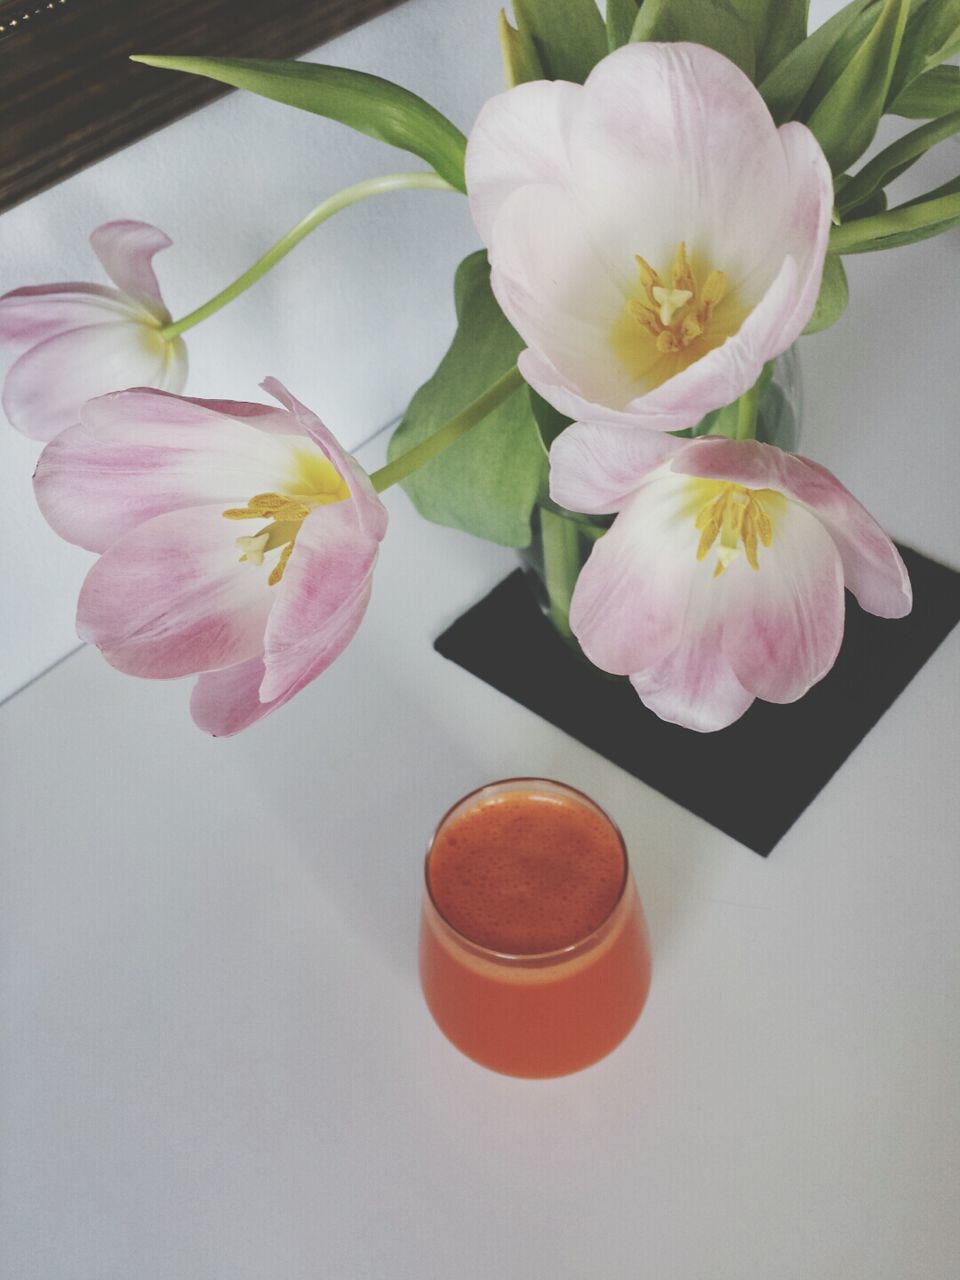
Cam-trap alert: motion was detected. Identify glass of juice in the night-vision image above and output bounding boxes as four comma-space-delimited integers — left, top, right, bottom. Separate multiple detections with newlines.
419, 778, 652, 1078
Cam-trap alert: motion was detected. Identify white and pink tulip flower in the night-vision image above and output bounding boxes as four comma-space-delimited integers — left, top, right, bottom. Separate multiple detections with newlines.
551, 433, 912, 732
0, 221, 187, 441
33, 379, 387, 735
466, 42, 832, 433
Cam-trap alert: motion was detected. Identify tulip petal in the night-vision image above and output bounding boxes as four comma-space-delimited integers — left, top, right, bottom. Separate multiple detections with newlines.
720, 501, 846, 704
34, 390, 313, 552
465, 79, 579, 245
89, 221, 174, 318
3, 321, 186, 441
76, 504, 273, 678
260, 498, 381, 704
569, 473, 697, 675
630, 612, 755, 733
671, 438, 912, 619
190, 657, 278, 736
0, 284, 135, 345
549, 421, 685, 513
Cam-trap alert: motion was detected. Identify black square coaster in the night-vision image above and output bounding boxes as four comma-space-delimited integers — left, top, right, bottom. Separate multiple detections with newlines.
434, 546, 960, 855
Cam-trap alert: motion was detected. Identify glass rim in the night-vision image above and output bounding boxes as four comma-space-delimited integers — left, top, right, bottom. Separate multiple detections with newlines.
423, 777, 630, 965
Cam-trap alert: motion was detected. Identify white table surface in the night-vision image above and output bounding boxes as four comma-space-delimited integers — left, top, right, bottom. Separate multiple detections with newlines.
3, 19, 960, 1278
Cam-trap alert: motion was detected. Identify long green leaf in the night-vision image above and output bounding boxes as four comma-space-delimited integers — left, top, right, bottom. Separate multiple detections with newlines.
759, 0, 879, 123
386, 252, 545, 547
830, 189, 960, 251
730, 0, 808, 81
807, 0, 910, 173
838, 107, 960, 213
131, 56, 468, 192
802, 252, 849, 332
511, 0, 608, 83
886, 0, 960, 106
606, 0, 641, 50
631, 0, 755, 77
889, 63, 960, 115
498, 9, 544, 86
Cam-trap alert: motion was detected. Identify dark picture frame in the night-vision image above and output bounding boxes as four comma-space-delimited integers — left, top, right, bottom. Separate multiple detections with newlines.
0, 0, 410, 213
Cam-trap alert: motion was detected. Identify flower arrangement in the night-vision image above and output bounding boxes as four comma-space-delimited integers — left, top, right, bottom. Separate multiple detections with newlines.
3, 0, 958, 735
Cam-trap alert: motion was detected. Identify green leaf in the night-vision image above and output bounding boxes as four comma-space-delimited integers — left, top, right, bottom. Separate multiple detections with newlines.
830, 188, 960, 251
631, 0, 756, 78
498, 8, 544, 86
511, 0, 608, 83
889, 63, 960, 115
887, 0, 960, 106
802, 252, 850, 332
528, 388, 572, 455
386, 252, 545, 547
838, 106, 960, 213
729, 0, 809, 81
759, 0, 879, 123
806, 0, 911, 174
606, 0, 641, 50
131, 56, 468, 192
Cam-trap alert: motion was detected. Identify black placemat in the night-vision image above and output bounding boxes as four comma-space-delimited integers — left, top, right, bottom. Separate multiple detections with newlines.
434, 546, 960, 855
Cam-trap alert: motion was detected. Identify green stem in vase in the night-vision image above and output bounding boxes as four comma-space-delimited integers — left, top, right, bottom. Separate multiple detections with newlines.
734, 380, 760, 441
539, 507, 581, 640
159, 172, 455, 341
370, 366, 525, 493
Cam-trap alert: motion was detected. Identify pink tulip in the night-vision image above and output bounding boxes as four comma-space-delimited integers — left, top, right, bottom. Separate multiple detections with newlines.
466, 42, 832, 433
33, 380, 387, 734
0, 221, 187, 441
551, 433, 911, 731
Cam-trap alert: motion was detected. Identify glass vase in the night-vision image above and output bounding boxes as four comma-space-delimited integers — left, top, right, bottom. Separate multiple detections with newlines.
519, 346, 803, 645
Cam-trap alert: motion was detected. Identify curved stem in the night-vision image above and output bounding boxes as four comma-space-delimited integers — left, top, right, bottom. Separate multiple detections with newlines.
159, 172, 455, 341
370, 366, 524, 493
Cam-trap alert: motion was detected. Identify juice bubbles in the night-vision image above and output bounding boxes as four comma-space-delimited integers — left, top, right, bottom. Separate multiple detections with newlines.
419, 779, 652, 1077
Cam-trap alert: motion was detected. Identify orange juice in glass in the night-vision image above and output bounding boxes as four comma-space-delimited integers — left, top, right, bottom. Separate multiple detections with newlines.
419, 778, 652, 1077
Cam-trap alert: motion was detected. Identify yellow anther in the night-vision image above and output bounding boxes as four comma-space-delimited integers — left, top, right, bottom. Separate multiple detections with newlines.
680, 313, 704, 345
651, 285, 693, 327
268, 541, 295, 587
634, 254, 660, 291
700, 270, 726, 306
672, 241, 696, 294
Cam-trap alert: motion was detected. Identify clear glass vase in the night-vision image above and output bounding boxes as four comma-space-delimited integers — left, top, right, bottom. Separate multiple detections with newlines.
519, 346, 803, 645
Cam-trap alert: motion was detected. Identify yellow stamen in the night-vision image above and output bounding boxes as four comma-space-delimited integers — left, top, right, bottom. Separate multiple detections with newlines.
634, 254, 660, 291
223, 454, 351, 587
692, 482, 784, 577
672, 241, 696, 294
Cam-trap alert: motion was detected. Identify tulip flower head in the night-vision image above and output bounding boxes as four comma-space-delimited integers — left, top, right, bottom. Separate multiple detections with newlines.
466, 42, 832, 433
551, 432, 912, 732
0, 221, 187, 441
33, 379, 387, 734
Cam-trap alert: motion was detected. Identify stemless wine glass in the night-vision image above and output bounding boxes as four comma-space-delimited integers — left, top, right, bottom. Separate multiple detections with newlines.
419, 778, 652, 1078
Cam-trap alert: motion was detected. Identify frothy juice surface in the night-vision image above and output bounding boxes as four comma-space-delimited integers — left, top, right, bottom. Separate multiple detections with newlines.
428, 790, 625, 954
420, 783, 652, 1078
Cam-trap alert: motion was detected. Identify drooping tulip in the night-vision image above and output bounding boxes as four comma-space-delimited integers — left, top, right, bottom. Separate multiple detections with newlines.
0, 221, 187, 441
33, 379, 387, 734
550, 432, 911, 731
466, 41, 832, 433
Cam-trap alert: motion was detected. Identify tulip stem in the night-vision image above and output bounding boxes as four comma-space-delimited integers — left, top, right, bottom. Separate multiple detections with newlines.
734, 382, 760, 441
370, 366, 525, 493
158, 172, 456, 341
